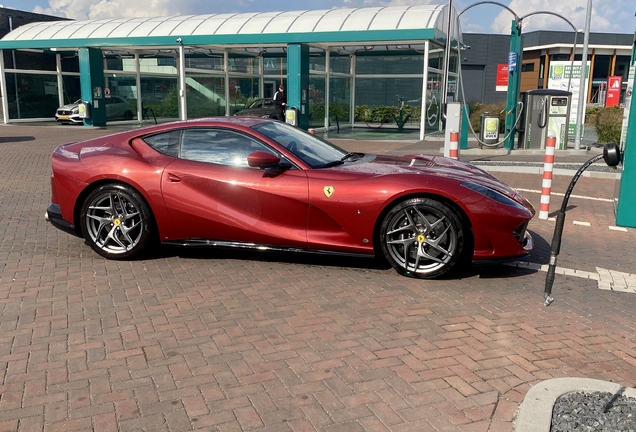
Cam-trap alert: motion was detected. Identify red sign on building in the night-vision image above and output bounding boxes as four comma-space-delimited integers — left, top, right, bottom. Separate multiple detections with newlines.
605, 76, 622, 107
496, 64, 509, 91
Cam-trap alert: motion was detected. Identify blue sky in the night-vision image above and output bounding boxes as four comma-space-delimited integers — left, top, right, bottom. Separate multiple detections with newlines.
0, 0, 633, 35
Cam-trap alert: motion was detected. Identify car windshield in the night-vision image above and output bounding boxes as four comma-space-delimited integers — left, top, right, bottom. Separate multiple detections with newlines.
248, 100, 262, 109
252, 121, 349, 169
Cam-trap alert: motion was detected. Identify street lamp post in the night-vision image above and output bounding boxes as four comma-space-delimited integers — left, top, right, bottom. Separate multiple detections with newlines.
574, 0, 593, 150
442, 0, 454, 119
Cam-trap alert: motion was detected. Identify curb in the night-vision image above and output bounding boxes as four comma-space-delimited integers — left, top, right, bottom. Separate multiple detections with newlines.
514, 378, 636, 432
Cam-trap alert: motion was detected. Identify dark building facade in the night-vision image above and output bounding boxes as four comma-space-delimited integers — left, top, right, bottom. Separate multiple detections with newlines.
0, 7, 66, 36
460, 31, 633, 106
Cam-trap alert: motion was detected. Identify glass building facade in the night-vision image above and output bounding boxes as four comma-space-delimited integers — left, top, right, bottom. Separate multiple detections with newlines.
0, 4, 466, 140
1, 43, 455, 136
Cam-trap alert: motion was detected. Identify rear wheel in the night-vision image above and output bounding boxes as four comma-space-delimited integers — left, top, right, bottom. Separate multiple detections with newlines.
80, 184, 154, 260
380, 198, 466, 278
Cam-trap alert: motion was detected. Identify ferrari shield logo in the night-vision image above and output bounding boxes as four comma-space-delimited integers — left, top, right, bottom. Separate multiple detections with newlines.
323, 186, 335, 198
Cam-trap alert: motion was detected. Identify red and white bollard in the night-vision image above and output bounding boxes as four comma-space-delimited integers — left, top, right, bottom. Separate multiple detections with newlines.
449, 132, 459, 160
539, 136, 556, 220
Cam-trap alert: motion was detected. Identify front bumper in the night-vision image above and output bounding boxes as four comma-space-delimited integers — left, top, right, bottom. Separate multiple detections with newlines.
45, 203, 79, 237
522, 230, 533, 252
55, 114, 82, 123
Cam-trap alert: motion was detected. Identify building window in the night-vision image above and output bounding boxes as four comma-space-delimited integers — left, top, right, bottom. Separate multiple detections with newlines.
552, 54, 570, 61
521, 63, 535, 72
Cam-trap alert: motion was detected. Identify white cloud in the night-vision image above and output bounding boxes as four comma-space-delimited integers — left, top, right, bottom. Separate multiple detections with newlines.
491, 0, 629, 34
31, 0, 447, 21
33, 0, 182, 20
29, 0, 634, 34
32, 0, 342, 20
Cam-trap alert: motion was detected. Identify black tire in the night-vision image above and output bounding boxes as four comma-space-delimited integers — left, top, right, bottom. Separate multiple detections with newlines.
380, 197, 466, 279
79, 184, 154, 260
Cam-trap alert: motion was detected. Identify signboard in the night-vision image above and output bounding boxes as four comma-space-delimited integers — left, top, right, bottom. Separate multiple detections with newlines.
484, 117, 499, 139
496, 64, 509, 91
285, 107, 297, 126
606, 76, 622, 107
547, 61, 590, 137
508, 51, 517, 73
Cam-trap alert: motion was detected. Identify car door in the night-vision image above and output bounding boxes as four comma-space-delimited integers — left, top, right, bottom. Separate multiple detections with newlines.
306, 169, 377, 255
161, 127, 309, 247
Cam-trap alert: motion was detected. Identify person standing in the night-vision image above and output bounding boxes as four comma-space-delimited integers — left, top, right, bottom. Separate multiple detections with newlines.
273, 85, 286, 121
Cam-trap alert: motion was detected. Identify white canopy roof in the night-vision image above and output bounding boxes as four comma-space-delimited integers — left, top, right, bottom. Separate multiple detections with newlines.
0, 5, 462, 50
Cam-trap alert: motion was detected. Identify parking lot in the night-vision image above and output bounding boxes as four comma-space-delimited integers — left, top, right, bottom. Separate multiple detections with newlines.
1, 123, 636, 432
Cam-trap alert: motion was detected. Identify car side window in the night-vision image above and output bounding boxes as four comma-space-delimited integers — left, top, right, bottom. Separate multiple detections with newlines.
142, 130, 181, 158
180, 128, 277, 167
263, 100, 274, 107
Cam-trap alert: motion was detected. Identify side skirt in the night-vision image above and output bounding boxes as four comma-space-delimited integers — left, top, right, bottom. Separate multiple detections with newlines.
162, 239, 375, 259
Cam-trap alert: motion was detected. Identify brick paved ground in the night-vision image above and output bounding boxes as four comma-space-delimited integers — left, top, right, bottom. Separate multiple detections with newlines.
1, 124, 636, 431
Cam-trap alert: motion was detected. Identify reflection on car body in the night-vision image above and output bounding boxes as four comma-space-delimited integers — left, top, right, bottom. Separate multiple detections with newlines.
55, 96, 134, 124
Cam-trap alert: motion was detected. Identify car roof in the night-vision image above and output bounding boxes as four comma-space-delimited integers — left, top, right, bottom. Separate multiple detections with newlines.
63, 117, 276, 149
135, 116, 272, 136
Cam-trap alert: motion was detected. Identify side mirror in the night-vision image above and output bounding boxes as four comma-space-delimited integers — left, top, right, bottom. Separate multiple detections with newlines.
247, 150, 290, 170
603, 142, 621, 167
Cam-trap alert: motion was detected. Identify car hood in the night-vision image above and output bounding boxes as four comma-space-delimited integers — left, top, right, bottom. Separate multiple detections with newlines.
335, 153, 525, 201
339, 154, 496, 179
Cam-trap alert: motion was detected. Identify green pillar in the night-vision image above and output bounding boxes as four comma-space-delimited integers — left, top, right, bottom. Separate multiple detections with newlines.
79, 47, 106, 127
615, 92, 636, 227
504, 20, 522, 150
615, 34, 636, 228
286, 43, 309, 130
460, 105, 469, 149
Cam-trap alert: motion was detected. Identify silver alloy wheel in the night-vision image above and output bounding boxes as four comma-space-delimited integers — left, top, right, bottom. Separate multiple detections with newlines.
384, 202, 459, 276
85, 190, 144, 255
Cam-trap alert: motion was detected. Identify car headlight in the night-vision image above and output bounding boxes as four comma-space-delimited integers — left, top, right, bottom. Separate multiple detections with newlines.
72, 108, 79, 114
461, 181, 527, 211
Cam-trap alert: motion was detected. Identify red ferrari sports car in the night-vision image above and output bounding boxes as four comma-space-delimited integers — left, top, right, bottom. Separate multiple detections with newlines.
46, 117, 534, 279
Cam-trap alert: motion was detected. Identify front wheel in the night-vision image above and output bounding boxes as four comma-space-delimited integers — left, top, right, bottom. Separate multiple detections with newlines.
80, 184, 154, 260
380, 198, 466, 279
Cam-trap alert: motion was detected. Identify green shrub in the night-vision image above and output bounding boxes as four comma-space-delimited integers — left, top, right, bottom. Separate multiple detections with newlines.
309, 104, 325, 123
585, 105, 603, 124
353, 104, 421, 126
594, 106, 623, 144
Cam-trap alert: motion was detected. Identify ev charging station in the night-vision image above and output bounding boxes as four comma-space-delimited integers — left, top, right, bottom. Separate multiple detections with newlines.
518, 89, 572, 150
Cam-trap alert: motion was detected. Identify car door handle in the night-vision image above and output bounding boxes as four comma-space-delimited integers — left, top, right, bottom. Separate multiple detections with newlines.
167, 173, 181, 183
